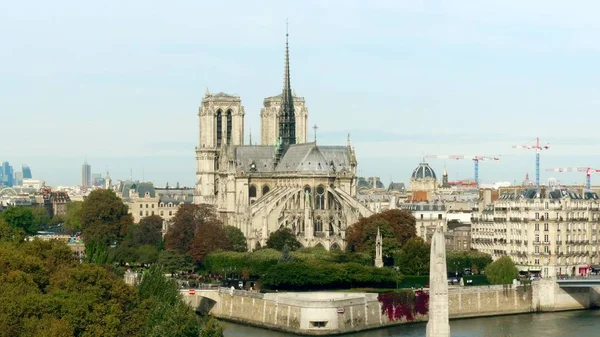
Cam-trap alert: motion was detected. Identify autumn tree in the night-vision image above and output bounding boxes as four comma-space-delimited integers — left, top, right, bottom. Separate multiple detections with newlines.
266, 227, 302, 251
164, 204, 219, 254
395, 237, 430, 275
188, 220, 229, 263
346, 209, 416, 256
80, 189, 132, 245
223, 225, 247, 252
134, 215, 164, 247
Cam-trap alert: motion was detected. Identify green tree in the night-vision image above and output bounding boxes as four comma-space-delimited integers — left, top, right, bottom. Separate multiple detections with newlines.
80, 189, 132, 245
164, 204, 219, 254
223, 225, 247, 252
134, 215, 164, 247
1, 206, 36, 234
485, 256, 518, 285
64, 201, 83, 233
346, 209, 416, 256
266, 227, 302, 251
0, 218, 26, 243
31, 206, 51, 230
137, 244, 160, 264
446, 250, 493, 275
157, 249, 194, 274
201, 317, 225, 337
138, 265, 211, 337
394, 237, 430, 275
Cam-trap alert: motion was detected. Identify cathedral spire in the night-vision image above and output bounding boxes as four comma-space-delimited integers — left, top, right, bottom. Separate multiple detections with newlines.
279, 21, 296, 149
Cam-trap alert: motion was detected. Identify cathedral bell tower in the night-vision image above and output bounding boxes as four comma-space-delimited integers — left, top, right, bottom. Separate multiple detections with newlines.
195, 90, 245, 204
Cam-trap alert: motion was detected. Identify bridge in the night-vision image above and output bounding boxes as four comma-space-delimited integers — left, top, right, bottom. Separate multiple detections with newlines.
180, 287, 225, 314
556, 276, 600, 288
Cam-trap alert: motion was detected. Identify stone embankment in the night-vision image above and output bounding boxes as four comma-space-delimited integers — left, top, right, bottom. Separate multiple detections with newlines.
181, 281, 600, 335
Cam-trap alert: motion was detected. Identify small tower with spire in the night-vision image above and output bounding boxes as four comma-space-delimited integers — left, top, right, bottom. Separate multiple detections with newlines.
375, 226, 384, 268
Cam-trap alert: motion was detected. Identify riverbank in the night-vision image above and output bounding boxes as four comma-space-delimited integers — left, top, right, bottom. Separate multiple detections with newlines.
183, 280, 600, 336
221, 308, 600, 337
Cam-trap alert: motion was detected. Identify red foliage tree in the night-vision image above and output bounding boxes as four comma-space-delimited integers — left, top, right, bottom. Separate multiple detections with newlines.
188, 220, 230, 263
346, 209, 416, 256
164, 204, 220, 254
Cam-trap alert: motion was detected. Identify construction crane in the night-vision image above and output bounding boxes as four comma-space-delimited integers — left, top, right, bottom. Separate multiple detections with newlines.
424, 155, 500, 186
545, 167, 600, 189
512, 137, 550, 187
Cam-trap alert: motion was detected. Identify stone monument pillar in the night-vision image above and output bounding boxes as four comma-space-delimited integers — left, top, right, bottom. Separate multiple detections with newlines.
374, 226, 383, 268
426, 225, 450, 337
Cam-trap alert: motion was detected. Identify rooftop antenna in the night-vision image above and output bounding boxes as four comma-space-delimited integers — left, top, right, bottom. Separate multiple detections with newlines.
313, 124, 318, 143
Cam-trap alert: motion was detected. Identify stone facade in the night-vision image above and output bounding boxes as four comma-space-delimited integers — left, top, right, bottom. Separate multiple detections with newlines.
116, 181, 194, 224
472, 187, 600, 277
194, 35, 372, 250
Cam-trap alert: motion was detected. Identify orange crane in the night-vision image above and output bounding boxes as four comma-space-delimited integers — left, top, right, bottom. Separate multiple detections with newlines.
424, 155, 500, 186
545, 167, 600, 189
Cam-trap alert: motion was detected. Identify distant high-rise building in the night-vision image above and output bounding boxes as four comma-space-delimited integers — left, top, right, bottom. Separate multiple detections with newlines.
14, 172, 23, 186
22, 165, 32, 179
82, 161, 91, 188
1, 162, 14, 187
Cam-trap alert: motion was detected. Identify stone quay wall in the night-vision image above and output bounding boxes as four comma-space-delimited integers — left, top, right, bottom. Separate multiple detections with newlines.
182, 282, 600, 336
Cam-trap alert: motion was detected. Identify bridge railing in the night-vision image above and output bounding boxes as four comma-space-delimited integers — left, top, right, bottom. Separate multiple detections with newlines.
557, 275, 600, 281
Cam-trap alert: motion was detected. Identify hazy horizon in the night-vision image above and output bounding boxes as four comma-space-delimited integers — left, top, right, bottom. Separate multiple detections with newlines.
3, 1, 600, 187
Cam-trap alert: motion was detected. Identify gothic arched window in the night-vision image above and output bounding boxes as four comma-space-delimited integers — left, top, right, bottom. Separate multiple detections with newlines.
262, 185, 270, 196
316, 185, 325, 210
315, 217, 323, 232
226, 110, 232, 144
216, 110, 222, 147
249, 185, 257, 198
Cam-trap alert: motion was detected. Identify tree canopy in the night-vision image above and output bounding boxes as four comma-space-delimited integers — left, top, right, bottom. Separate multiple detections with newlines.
266, 227, 302, 251
1, 206, 37, 234
485, 256, 518, 285
164, 204, 219, 254
188, 220, 229, 263
134, 215, 163, 247
80, 189, 132, 245
447, 250, 493, 275
394, 237, 430, 275
0, 239, 223, 337
64, 201, 83, 233
223, 225, 247, 252
346, 209, 416, 257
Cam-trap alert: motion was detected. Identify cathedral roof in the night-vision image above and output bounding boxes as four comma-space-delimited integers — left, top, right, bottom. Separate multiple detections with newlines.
235, 146, 275, 173
276, 143, 330, 173
234, 143, 352, 175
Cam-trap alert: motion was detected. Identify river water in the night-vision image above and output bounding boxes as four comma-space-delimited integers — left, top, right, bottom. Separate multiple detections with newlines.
222, 309, 600, 337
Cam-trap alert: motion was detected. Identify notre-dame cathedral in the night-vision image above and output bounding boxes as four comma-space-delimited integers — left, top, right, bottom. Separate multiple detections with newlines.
194, 33, 372, 251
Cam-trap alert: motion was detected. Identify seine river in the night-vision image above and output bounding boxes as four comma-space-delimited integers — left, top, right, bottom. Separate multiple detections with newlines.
222, 309, 600, 337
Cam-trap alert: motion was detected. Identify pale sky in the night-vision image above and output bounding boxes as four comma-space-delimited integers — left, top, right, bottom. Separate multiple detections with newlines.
2, 1, 600, 187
